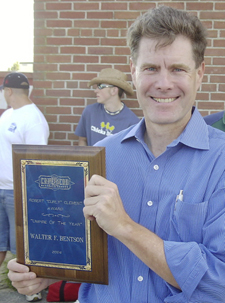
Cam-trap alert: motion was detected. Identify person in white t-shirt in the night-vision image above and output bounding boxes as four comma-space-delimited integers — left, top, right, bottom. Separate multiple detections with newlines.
0, 72, 49, 302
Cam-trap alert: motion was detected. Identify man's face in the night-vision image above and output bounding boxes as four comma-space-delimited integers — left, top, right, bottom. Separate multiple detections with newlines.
131, 35, 205, 129
94, 84, 114, 105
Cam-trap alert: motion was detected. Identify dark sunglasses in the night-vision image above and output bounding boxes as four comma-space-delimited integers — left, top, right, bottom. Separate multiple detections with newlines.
97, 84, 115, 90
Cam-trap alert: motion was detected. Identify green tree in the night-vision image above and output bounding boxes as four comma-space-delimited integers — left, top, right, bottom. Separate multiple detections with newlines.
8, 61, 20, 71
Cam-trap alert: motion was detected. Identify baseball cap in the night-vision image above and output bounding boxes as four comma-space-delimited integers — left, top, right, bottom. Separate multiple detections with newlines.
0, 72, 30, 89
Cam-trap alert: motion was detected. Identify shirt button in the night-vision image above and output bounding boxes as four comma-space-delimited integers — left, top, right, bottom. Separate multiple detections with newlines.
153, 165, 159, 170
137, 276, 143, 282
147, 201, 153, 206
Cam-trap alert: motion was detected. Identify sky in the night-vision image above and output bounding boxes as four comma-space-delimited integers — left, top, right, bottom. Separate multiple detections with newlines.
0, 0, 34, 72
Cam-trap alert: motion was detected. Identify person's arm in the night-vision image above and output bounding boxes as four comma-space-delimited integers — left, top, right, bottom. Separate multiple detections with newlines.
83, 174, 180, 289
78, 136, 88, 146
7, 259, 57, 295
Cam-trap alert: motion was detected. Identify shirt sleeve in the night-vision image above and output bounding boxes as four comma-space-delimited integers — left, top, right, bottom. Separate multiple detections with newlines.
75, 108, 88, 138
164, 180, 225, 302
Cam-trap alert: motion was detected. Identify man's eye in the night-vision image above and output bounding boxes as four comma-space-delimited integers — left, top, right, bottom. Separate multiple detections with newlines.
174, 68, 183, 72
147, 67, 156, 71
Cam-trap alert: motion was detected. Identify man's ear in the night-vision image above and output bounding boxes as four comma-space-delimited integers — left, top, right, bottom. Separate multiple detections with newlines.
130, 58, 136, 88
196, 61, 205, 91
4, 87, 13, 97
110, 86, 119, 96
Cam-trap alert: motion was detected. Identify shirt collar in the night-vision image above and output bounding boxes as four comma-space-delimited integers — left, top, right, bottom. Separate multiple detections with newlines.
121, 107, 209, 151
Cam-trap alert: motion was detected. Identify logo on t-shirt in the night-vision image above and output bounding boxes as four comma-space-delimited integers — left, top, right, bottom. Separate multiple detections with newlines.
8, 123, 17, 133
91, 121, 115, 136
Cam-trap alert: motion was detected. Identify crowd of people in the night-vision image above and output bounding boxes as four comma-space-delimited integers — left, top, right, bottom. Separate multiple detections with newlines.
1, 5, 225, 303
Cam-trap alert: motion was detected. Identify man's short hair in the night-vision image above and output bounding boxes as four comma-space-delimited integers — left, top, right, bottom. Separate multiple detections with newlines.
127, 6, 208, 68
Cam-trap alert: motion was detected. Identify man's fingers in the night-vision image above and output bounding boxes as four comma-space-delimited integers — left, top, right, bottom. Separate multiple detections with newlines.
88, 174, 107, 186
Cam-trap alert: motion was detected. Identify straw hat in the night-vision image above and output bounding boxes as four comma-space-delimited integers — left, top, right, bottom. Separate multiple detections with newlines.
88, 68, 134, 96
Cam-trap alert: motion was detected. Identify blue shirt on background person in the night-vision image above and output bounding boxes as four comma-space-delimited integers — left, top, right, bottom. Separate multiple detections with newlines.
204, 110, 225, 132
78, 107, 225, 303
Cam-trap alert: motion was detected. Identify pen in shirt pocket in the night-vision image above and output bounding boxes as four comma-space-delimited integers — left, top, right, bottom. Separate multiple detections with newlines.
175, 190, 183, 210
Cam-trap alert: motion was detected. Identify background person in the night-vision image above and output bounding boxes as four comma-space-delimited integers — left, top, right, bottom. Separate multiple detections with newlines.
204, 110, 225, 131
0, 72, 49, 302
75, 68, 139, 146
7, 6, 225, 303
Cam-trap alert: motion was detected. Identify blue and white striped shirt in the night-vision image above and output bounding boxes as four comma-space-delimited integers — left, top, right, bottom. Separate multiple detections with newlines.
79, 107, 225, 303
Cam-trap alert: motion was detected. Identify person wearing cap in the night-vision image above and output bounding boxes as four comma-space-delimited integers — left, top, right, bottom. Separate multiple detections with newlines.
0, 72, 49, 302
75, 68, 139, 146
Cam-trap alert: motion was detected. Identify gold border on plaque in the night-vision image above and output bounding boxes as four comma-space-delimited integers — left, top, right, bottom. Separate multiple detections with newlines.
12, 144, 108, 284
21, 159, 91, 271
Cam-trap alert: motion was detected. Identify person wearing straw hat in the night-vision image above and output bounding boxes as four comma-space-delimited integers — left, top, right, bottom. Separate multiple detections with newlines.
75, 68, 139, 146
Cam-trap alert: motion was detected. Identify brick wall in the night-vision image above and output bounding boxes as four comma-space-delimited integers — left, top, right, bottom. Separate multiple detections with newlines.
33, 0, 225, 146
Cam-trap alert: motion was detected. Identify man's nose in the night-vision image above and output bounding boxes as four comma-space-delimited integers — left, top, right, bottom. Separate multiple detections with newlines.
155, 70, 174, 91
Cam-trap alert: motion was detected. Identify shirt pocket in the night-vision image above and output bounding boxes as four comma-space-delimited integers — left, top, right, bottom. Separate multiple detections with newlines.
171, 199, 208, 243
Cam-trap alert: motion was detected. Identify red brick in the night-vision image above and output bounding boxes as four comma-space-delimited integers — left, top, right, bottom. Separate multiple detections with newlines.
46, 3, 72, 10
67, 29, 79, 36
219, 84, 225, 92
74, 38, 100, 45
46, 55, 72, 63
33, 98, 58, 106
215, 3, 225, 10
49, 123, 71, 132
35, 28, 53, 36
47, 37, 72, 45
60, 12, 85, 19
34, 11, 57, 19
46, 90, 71, 97
211, 93, 225, 101
101, 56, 127, 64
46, 73, 71, 80
60, 98, 84, 106
102, 3, 127, 10
33, 63, 58, 71
73, 55, 99, 63
46, 106, 72, 115
87, 12, 113, 19
53, 82, 65, 89
88, 47, 113, 55
53, 29, 66, 36
187, 2, 213, 10
101, 20, 126, 29
214, 21, 225, 29
54, 132, 66, 140
73, 20, 99, 28
80, 29, 92, 36
198, 102, 224, 110
200, 12, 225, 20
47, 20, 72, 27
114, 11, 141, 19
60, 47, 86, 54
60, 64, 85, 72
101, 38, 127, 46
213, 40, 225, 47
35, 46, 59, 54
73, 2, 99, 10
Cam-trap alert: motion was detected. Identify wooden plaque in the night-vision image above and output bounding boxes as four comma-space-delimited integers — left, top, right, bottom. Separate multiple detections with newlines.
12, 144, 108, 285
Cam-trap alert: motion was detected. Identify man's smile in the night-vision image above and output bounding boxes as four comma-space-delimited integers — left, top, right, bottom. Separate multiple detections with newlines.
151, 97, 178, 103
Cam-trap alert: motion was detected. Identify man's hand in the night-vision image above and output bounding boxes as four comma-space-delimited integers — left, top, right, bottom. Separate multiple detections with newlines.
83, 174, 131, 237
7, 259, 55, 295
